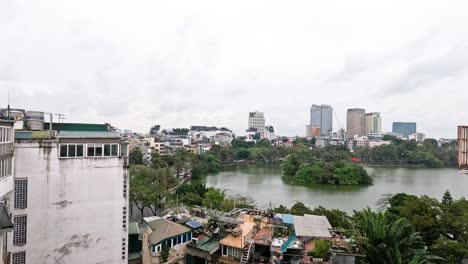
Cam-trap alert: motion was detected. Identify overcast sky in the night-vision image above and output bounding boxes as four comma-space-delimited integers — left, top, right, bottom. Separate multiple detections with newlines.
1, 1, 468, 138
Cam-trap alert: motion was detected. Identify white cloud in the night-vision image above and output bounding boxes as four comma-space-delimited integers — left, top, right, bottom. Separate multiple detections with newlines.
1, 0, 468, 138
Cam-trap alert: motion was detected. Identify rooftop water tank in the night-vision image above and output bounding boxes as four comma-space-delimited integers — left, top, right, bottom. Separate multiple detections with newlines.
25, 111, 44, 131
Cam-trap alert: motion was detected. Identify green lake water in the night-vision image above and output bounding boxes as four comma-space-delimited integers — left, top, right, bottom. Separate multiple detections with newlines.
193, 165, 468, 213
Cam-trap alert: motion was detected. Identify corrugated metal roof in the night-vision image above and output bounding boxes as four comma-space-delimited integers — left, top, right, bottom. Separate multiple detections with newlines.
282, 214, 294, 225
15, 131, 51, 139
293, 215, 332, 238
187, 235, 220, 253
129, 222, 141, 235
58, 131, 120, 139
185, 220, 203, 229
145, 217, 191, 245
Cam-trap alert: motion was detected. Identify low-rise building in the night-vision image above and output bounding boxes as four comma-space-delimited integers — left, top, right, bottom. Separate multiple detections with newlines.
347, 135, 369, 152
409, 132, 426, 143
368, 140, 391, 149
219, 214, 255, 261
11, 121, 129, 264
141, 216, 193, 264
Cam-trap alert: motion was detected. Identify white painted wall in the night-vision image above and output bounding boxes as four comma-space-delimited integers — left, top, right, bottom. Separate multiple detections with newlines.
11, 141, 128, 264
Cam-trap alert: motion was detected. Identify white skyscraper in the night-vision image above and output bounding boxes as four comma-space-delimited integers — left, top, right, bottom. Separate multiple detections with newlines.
248, 111, 266, 139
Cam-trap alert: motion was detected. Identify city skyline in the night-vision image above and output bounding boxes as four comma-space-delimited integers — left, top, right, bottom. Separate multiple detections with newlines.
2, 1, 468, 138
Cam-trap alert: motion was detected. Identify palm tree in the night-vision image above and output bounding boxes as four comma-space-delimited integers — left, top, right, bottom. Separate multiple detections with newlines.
353, 208, 426, 264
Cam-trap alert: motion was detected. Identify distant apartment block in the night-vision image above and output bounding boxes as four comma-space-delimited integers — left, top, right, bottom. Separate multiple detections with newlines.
365, 112, 382, 135
10, 114, 129, 264
458, 126, 468, 171
392, 122, 416, 139
248, 112, 265, 139
347, 135, 369, 152
346, 108, 366, 139
309, 104, 333, 137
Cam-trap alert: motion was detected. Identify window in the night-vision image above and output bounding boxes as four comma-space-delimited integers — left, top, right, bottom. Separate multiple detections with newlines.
87, 144, 95, 157
77, 145, 84, 157
68, 145, 76, 157
177, 236, 181, 244
12, 251, 26, 264
86, 144, 119, 157
111, 144, 119, 156
155, 245, 161, 252
60, 145, 67, 157
59, 144, 84, 158
14, 179, 28, 209
0, 158, 12, 178
95, 145, 102, 156
104, 144, 111, 156
13, 215, 27, 246
222, 245, 227, 256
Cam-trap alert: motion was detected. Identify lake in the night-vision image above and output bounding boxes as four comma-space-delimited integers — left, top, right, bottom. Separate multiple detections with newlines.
193, 165, 468, 213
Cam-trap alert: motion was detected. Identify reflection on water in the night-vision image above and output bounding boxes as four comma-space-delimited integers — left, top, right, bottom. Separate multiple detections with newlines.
193, 165, 468, 214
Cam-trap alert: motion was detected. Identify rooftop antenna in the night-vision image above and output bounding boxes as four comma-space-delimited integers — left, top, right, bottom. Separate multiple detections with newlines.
55, 113, 66, 123
7, 91, 11, 118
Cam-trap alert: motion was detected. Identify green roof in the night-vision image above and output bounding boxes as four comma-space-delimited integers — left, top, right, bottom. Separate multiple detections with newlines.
58, 131, 120, 139
187, 234, 220, 253
44, 122, 109, 132
129, 222, 141, 235
128, 252, 141, 260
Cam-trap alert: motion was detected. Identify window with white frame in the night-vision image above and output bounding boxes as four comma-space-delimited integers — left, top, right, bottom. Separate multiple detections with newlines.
14, 179, 28, 209
59, 144, 84, 158
86, 144, 119, 157
0, 126, 13, 143
13, 215, 27, 246
12, 251, 26, 264
0, 158, 12, 178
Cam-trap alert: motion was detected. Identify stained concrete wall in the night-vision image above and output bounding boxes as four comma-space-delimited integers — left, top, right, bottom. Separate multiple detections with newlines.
10, 141, 128, 264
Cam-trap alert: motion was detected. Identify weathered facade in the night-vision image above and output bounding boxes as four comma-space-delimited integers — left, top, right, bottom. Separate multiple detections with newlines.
0, 119, 14, 263
10, 127, 129, 264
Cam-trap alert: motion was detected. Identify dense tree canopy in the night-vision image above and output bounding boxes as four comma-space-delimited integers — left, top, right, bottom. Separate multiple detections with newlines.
282, 150, 372, 185
354, 137, 457, 167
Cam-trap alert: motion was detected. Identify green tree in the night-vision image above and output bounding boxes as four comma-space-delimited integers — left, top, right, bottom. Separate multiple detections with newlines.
442, 190, 453, 206
282, 154, 301, 176
308, 240, 331, 258
290, 202, 311, 216
430, 238, 468, 264
161, 244, 170, 262
129, 165, 170, 218
129, 148, 144, 165
202, 188, 225, 210
311, 206, 351, 229
395, 195, 443, 245
353, 208, 426, 264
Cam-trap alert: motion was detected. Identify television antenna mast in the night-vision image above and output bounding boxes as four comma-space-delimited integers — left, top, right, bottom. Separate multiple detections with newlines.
55, 114, 66, 123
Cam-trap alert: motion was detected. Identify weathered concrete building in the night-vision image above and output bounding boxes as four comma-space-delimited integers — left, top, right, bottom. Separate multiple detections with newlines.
0, 118, 14, 263
10, 124, 129, 264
